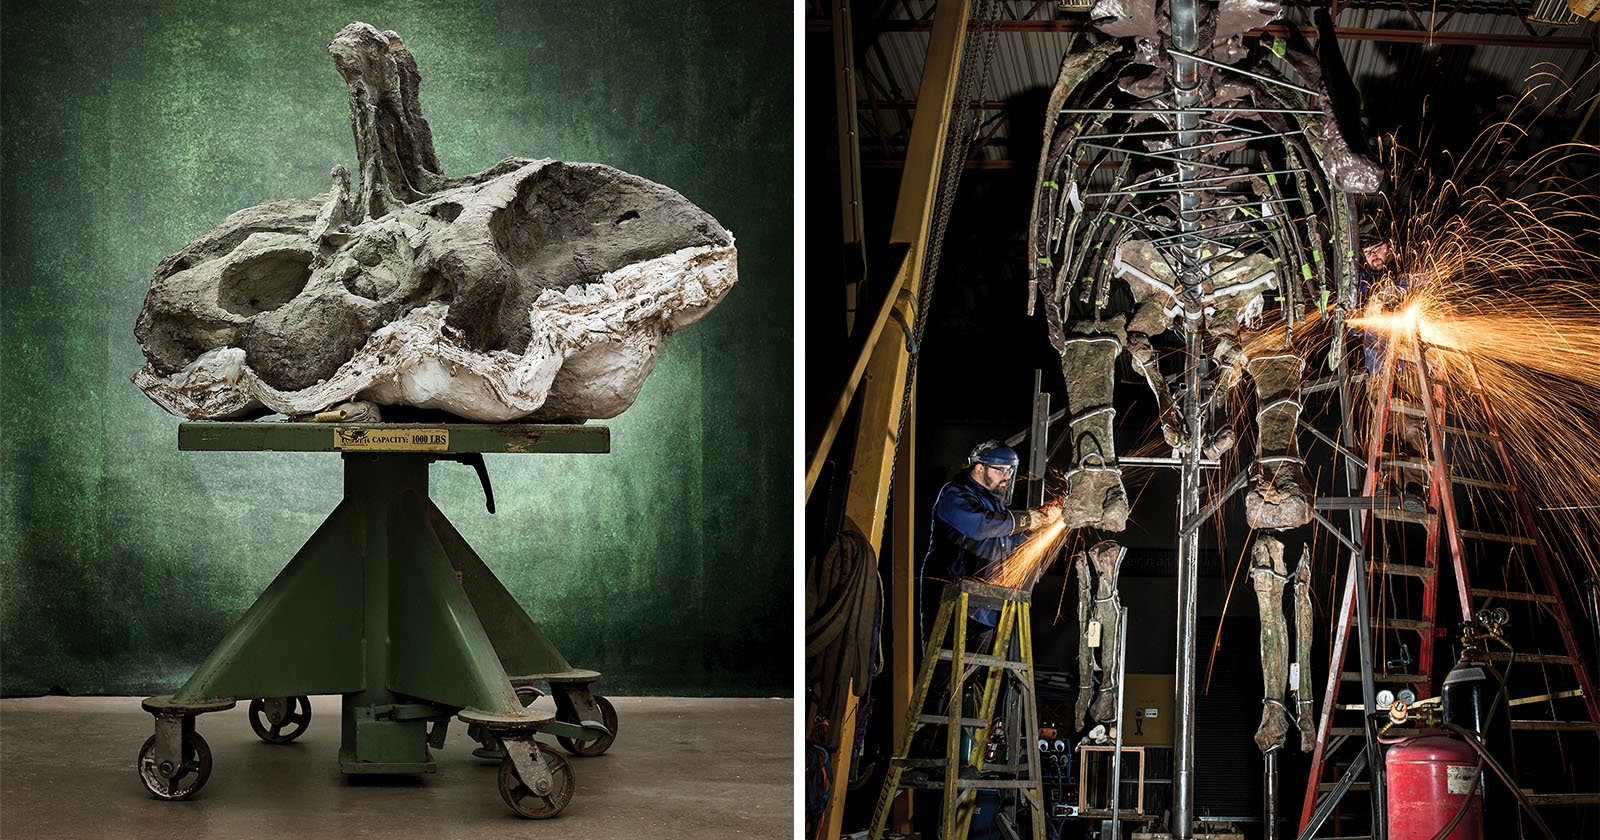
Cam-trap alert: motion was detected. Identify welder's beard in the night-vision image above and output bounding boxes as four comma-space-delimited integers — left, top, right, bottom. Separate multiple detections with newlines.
1363, 244, 1392, 272
974, 467, 1016, 507
974, 466, 1009, 495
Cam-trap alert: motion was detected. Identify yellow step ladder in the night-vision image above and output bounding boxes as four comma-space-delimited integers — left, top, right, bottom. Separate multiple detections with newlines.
869, 579, 1046, 840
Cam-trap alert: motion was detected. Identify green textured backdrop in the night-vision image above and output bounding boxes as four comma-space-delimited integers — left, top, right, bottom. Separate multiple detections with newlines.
0, 1, 792, 696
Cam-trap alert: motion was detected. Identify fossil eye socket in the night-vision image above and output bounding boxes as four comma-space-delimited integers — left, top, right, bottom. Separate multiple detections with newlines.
217, 250, 313, 316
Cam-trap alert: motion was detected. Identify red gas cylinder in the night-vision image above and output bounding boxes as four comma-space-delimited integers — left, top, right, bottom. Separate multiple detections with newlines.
1386, 734, 1483, 840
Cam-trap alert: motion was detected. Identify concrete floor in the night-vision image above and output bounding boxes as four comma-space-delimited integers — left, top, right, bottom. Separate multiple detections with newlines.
1, 694, 792, 839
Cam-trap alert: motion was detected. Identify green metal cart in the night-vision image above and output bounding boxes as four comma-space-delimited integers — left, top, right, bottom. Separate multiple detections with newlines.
138, 421, 617, 818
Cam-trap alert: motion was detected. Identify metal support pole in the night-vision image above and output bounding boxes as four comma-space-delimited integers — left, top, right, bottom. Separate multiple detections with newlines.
1264, 748, 1280, 840
346, 453, 420, 767
1109, 614, 1130, 840
1027, 369, 1049, 509
1169, 1, 1204, 836
1173, 321, 1205, 840
1170, 0, 1201, 240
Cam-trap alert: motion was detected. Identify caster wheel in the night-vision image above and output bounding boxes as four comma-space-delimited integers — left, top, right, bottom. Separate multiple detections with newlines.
498, 749, 574, 818
248, 696, 311, 743
558, 695, 617, 756
472, 687, 541, 760
137, 731, 213, 800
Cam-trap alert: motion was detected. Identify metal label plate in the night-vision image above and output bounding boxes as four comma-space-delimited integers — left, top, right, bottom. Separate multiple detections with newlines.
1447, 764, 1476, 795
333, 427, 449, 451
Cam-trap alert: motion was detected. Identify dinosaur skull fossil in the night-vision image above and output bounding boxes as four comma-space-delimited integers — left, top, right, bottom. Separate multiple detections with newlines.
133, 22, 736, 422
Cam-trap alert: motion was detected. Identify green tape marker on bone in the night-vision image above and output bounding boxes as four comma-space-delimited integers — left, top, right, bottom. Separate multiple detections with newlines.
1267, 173, 1278, 185
1321, 289, 1330, 310
1301, 263, 1313, 282
1043, 180, 1060, 190
1037, 257, 1054, 266
1272, 37, 1287, 58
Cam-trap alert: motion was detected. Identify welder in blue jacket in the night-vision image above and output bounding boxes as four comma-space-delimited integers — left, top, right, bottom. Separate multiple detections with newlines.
919, 440, 1061, 651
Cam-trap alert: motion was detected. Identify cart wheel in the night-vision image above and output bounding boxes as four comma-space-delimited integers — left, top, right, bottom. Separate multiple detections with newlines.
137, 731, 213, 800
471, 687, 542, 760
248, 696, 311, 744
498, 749, 574, 819
557, 695, 617, 757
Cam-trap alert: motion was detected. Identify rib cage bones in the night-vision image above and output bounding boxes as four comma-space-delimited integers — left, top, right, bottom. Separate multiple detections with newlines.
1032, 0, 1378, 748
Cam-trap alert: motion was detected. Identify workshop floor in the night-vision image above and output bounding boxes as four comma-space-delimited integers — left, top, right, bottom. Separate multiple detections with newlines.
0, 694, 792, 839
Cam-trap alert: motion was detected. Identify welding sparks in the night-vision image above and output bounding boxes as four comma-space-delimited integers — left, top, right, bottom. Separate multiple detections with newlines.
1347, 302, 1425, 343
1214, 69, 1600, 692
1306, 70, 1600, 584
984, 517, 1069, 590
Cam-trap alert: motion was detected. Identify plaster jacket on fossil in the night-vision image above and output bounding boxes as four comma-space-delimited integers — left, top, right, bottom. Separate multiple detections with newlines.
133, 23, 737, 422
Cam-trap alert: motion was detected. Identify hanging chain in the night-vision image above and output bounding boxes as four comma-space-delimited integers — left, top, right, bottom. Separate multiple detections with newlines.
884, 0, 1003, 499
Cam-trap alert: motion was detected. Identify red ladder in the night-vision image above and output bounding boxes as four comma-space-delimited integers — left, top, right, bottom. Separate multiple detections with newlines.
1299, 326, 1600, 834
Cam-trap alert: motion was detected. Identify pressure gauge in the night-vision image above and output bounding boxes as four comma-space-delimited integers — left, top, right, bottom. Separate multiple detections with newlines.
1377, 689, 1395, 709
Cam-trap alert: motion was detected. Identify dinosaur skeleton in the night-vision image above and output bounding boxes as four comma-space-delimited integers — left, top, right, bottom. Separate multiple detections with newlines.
1029, 0, 1377, 831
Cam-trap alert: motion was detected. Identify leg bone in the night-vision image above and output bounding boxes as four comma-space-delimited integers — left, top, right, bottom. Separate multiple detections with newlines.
1252, 534, 1291, 752
1293, 544, 1315, 750
1086, 540, 1125, 724
1074, 550, 1094, 731
1061, 335, 1130, 530
1246, 354, 1312, 529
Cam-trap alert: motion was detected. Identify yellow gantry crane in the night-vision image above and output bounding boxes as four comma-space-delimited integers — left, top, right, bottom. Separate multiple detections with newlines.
806, 2, 973, 839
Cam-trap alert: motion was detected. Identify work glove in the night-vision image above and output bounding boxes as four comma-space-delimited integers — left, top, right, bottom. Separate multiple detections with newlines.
1011, 504, 1063, 533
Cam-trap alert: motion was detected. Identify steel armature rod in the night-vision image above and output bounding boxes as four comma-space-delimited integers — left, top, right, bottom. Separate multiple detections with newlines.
1170, 0, 1204, 836
1264, 747, 1280, 840
1173, 319, 1207, 840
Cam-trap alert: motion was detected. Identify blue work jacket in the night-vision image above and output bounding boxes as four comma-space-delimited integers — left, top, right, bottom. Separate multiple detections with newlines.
921, 474, 1021, 628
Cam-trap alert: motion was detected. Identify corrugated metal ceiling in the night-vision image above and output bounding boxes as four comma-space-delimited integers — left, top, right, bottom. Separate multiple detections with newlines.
837, 1, 1597, 164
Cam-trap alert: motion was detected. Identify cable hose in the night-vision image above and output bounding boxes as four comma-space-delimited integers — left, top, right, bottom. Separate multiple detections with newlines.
805, 531, 881, 760
805, 741, 833, 818
1440, 722, 1556, 840
1484, 635, 1514, 730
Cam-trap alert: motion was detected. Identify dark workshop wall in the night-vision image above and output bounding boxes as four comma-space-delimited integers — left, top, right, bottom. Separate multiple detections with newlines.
0, 0, 793, 697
